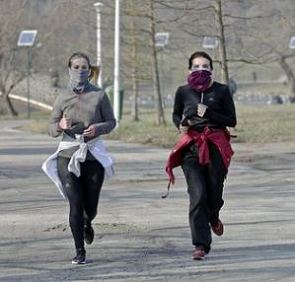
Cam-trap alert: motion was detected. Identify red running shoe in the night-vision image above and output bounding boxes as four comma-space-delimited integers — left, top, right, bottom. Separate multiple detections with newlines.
192, 246, 206, 260
211, 219, 224, 236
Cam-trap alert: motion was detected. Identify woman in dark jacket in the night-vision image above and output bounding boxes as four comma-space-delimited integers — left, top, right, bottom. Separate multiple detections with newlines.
170, 51, 236, 260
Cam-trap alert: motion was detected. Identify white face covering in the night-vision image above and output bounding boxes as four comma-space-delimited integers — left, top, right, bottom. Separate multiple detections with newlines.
68, 69, 90, 94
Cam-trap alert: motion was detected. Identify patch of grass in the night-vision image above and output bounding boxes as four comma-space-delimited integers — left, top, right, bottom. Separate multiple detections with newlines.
7, 104, 295, 146
17, 111, 50, 134
0, 110, 50, 134
107, 113, 179, 148
235, 104, 295, 143
22, 119, 49, 134
109, 104, 295, 146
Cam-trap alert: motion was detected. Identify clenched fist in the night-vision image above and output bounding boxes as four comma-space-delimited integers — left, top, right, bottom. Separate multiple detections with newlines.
83, 125, 97, 138
59, 116, 72, 130
179, 124, 189, 134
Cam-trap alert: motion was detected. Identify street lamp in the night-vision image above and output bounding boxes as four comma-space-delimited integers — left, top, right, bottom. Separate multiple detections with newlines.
155, 32, 169, 48
93, 2, 103, 87
155, 32, 169, 107
202, 36, 218, 49
17, 30, 38, 119
289, 36, 295, 49
113, 0, 121, 123
288, 36, 295, 101
202, 36, 226, 81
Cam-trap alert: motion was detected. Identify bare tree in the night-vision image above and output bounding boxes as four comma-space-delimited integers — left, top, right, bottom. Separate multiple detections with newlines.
215, 0, 229, 84
147, 0, 166, 125
127, 0, 140, 121
0, 0, 28, 116
0, 50, 26, 116
278, 54, 295, 95
3, 0, 295, 117
225, 0, 295, 96
168, 0, 229, 83
120, 0, 166, 124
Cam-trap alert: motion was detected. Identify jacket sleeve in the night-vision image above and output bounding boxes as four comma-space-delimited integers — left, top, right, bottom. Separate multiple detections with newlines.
204, 86, 237, 127
48, 95, 63, 137
93, 94, 116, 136
172, 87, 183, 129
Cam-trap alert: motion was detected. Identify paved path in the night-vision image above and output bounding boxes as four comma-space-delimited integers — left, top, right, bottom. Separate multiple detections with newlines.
1, 120, 295, 281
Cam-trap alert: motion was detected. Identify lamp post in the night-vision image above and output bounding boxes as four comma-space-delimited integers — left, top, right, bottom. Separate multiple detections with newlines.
113, 0, 121, 122
17, 30, 38, 119
289, 36, 295, 49
155, 32, 169, 107
202, 36, 218, 49
288, 36, 295, 98
93, 2, 103, 87
202, 36, 221, 79
155, 32, 169, 48
202, 36, 219, 65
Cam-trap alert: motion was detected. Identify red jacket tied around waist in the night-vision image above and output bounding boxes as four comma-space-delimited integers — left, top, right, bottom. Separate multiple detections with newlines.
165, 127, 234, 187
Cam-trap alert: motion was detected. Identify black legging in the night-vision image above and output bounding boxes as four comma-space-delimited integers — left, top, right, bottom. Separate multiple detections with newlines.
181, 142, 227, 253
57, 156, 105, 250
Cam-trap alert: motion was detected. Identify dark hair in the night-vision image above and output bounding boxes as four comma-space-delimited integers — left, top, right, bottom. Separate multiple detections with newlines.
68, 52, 100, 83
68, 52, 90, 68
188, 51, 213, 70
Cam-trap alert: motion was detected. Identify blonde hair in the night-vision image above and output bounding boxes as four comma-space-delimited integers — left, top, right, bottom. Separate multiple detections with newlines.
89, 65, 100, 85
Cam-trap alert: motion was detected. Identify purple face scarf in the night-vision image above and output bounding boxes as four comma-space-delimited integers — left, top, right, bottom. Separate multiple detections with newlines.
187, 69, 212, 92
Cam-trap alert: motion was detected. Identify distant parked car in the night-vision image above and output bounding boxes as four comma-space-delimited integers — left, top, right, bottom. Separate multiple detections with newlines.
267, 95, 283, 105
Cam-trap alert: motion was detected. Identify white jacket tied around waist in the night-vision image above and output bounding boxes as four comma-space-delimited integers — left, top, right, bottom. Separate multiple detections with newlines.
42, 135, 114, 199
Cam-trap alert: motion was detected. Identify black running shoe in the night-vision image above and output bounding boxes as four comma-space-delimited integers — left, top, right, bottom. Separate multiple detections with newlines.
72, 248, 86, 265
84, 224, 94, 245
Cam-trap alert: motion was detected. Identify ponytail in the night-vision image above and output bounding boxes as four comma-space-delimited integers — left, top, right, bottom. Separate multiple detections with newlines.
89, 65, 100, 85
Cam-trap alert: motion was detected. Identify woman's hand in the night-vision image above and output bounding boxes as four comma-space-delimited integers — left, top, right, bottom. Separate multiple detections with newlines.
179, 124, 189, 134
83, 125, 97, 138
58, 116, 72, 130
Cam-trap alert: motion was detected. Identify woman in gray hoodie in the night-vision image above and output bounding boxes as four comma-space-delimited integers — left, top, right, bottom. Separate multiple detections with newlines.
45, 52, 116, 264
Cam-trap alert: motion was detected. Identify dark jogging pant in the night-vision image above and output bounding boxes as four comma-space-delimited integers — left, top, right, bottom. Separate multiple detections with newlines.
57, 156, 105, 250
181, 142, 227, 253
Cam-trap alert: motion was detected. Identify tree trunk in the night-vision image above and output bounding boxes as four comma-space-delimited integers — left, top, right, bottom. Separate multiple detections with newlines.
216, 0, 229, 85
0, 93, 18, 116
129, 0, 139, 121
279, 56, 295, 97
148, 0, 166, 125
131, 53, 139, 121
5, 93, 18, 116
0, 96, 8, 115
